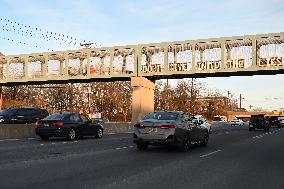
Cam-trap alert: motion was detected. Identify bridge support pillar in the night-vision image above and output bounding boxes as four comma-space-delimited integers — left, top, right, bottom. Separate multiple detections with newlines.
0, 87, 2, 111
131, 77, 155, 121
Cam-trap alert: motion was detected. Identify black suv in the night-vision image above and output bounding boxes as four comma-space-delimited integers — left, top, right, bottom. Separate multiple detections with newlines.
249, 114, 269, 132
267, 116, 284, 128
0, 108, 49, 124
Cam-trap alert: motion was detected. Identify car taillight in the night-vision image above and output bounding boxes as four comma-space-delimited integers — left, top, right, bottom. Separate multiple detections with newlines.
35, 121, 42, 127
53, 122, 64, 126
134, 124, 145, 128
160, 125, 177, 129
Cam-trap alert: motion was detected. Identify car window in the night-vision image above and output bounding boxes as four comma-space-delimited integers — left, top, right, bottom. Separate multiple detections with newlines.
278, 117, 284, 120
43, 113, 66, 120
80, 114, 89, 123
213, 117, 221, 121
182, 113, 192, 122
17, 109, 35, 116
143, 112, 179, 120
0, 109, 17, 116
70, 114, 81, 122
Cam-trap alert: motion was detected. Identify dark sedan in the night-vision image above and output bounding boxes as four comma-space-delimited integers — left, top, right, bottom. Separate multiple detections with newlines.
35, 112, 104, 141
133, 111, 209, 151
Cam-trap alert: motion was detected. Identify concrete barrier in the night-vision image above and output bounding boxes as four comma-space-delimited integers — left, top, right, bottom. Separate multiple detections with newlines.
0, 124, 35, 139
0, 122, 134, 139
0, 122, 248, 139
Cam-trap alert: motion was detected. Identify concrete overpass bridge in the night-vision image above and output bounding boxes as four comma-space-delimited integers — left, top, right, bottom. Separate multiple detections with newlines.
0, 32, 283, 120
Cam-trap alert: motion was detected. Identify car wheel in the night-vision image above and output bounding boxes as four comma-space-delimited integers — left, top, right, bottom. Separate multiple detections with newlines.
40, 136, 49, 141
66, 128, 76, 140
179, 134, 191, 152
137, 143, 148, 150
201, 132, 209, 147
95, 128, 103, 139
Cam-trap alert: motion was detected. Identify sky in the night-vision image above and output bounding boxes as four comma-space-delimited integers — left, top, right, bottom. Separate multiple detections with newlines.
0, 0, 284, 111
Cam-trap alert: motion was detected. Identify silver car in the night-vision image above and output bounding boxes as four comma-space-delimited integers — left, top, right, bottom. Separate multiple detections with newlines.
133, 111, 209, 151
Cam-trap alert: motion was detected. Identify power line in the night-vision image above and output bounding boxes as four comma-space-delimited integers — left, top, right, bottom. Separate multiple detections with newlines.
0, 17, 100, 51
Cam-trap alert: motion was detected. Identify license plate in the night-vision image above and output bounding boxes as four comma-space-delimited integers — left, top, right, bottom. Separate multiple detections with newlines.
148, 127, 157, 133
44, 123, 49, 127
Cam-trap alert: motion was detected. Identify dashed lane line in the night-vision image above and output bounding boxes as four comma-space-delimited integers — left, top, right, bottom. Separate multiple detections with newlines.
200, 150, 222, 158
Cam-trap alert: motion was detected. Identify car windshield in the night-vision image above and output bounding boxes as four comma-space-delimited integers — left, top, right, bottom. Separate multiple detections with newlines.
213, 117, 222, 121
43, 113, 66, 120
143, 112, 179, 120
250, 115, 265, 122
0, 109, 17, 116
277, 116, 284, 120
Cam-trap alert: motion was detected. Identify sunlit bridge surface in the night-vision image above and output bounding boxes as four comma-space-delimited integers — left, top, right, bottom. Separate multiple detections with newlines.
0, 32, 283, 85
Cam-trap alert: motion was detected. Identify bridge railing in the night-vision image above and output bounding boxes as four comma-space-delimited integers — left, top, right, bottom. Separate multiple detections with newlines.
137, 32, 284, 77
0, 32, 283, 84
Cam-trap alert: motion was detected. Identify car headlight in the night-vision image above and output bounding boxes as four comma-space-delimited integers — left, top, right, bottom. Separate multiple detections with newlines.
0, 119, 4, 122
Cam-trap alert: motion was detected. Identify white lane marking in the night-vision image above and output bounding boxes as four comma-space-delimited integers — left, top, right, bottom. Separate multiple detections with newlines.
73, 141, 78, 143
28, 138, 36, 140
62, 142, 67, 144
122, 146, 127, 149
115, 147, 121, 150
129, 145, 134, 148
51, 143, 56, 145
40, 144, 44, 146
200, 150, 221, 158
5, 139, 20, 141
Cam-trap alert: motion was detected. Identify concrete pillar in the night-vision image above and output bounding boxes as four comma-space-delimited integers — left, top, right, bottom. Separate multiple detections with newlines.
131, 77, 155, 121
0, 87, 2, 111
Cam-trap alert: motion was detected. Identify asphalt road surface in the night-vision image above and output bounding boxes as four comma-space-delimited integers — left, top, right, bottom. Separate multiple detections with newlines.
0, 125, 284, 189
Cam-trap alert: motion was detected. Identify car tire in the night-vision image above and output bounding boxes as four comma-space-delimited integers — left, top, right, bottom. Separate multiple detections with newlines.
201, 132, 209, 147
40, 136, 49, 141
95, 128, 103, 139
137, 143, 148, 150
66, 128, 76, 140
179, 134, 191, 152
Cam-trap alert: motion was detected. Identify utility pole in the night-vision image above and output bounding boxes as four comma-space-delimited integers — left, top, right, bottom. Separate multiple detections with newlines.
239, 94, 245, 109
226, 90, 231, 110
190, 78, 194, 113
166, 79, 169, 110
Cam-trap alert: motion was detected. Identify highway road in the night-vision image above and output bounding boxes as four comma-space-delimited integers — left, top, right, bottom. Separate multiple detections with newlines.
0, 125, 284, 189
